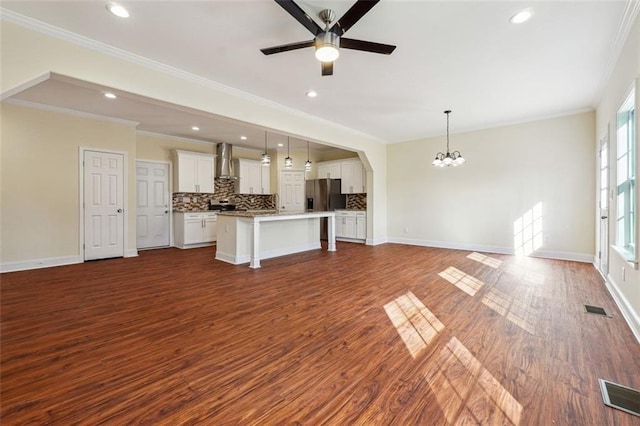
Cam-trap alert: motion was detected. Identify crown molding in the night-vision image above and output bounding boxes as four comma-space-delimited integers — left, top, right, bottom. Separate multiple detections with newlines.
136, 130, 216, 146
3, 98, 140, 127
595, 0, 640, 103
0, 8, 386, 145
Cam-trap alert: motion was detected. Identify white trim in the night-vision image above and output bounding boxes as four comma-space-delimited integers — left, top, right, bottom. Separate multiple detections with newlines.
366, 237, 387, 246
603, 271, 640, 344
595, 0, 640, 102
387, 237, 593, 262
0, 72, 51, 100
136, 130, 216, 146
0, 256, 82, 273
3, 98, 140, 127
79, 147, 130, 261
0, 8, 386, 144
392, 108, 595, 142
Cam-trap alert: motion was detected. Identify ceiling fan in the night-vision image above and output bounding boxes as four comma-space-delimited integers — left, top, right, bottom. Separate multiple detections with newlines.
261, 0, 396, 76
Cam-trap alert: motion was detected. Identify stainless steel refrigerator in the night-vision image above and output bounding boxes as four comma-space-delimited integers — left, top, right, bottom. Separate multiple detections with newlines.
305, 178, 346, 240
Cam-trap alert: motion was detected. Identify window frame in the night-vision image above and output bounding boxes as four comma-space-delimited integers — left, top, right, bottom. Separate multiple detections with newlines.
614, 87, 637, 266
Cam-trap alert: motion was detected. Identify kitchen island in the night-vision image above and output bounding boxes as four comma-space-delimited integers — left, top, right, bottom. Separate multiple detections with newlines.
215, 211, 336, 268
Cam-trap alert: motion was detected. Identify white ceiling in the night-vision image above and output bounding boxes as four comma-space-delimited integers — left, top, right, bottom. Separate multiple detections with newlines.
0, 0, 634, 150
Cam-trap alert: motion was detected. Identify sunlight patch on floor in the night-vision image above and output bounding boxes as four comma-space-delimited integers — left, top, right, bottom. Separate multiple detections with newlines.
467, 252, 503, 269
426, 337, 523, 425
384, 291, 444, 359
438, 266, 484, 296
482, 288, 538, 335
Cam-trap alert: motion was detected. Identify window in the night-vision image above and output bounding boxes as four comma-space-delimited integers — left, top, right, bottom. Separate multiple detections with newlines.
615, 88, 636, 261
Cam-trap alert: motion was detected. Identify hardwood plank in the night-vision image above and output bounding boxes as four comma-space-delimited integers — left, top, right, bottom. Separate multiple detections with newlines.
1, 244, 639, 424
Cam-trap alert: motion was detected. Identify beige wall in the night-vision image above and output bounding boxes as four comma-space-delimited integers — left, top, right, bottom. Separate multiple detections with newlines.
0, 21, 388, 244
136, 132, 215, 162
387, 111, 596, 260
595, 13, 639, 335
1, 103, 137, 263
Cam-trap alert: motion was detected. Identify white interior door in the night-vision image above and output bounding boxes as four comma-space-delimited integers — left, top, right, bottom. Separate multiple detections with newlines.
280, 171, 305, 212
84, 150, 125, 260
136, 161, 170, 249
598, 130, 610, 274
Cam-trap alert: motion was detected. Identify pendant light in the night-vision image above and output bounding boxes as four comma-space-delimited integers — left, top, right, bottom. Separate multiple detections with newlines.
305, 141, 312, 172
284, 137, 293, 169
261, 131, 270, 166
432, 110, 465, 167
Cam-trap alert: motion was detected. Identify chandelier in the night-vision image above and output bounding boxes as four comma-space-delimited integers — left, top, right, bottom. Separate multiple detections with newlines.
432, 110, 465, 167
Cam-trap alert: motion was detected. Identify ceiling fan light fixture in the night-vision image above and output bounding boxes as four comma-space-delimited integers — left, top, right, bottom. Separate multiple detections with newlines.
315, 32, 340, 62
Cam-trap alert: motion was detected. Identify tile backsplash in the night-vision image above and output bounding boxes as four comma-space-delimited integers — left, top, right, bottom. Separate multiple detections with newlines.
172, 178, 367, 212
346, 193, 367, 210
173, 178, 275, 212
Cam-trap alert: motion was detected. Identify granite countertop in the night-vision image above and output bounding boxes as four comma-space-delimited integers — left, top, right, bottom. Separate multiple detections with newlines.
173, 210, 218, 213
334, 209, 366, 212
217, 210, 333, 218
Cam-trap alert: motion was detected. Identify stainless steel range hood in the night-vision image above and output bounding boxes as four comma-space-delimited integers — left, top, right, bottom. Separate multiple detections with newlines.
216, 143, 236, 179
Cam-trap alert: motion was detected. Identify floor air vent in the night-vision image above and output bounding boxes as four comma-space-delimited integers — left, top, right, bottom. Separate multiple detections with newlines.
599, 379, 640, 417
584, 304, 611, 317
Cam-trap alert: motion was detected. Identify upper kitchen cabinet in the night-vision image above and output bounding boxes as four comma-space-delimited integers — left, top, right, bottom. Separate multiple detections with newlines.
174, 150, 215, 193
316, 160, 342, 179
235, 159, 270, 194
341, 159, 365, 194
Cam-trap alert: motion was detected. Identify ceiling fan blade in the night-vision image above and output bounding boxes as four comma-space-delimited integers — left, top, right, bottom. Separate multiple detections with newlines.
331, 0, 380, 36
341, 38, 396, 55
275, 0, 323, 36
261, 40, 314, 55
321, 62, 334, 76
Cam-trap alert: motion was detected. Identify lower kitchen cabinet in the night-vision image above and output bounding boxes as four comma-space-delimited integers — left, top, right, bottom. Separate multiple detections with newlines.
335, 211, 366, 243
174, 212, 217, 248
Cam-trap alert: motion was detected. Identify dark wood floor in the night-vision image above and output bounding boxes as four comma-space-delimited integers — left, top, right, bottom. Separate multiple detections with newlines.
1, 243, 639, 425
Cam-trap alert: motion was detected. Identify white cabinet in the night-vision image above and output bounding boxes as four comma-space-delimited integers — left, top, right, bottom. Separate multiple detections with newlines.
355, 212, 366, 240
335, 211, 366, 242
174, 150, 215, 193
235, 159, 271, 194
316, 161, 342, 179
341, 160, 365, 194
174, 212, 217, 248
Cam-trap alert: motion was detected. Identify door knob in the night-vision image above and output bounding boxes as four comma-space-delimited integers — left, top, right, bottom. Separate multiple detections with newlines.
117, 208, 123, 213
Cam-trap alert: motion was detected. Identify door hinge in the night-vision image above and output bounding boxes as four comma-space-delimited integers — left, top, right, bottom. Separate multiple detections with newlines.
598, 251, 601, 259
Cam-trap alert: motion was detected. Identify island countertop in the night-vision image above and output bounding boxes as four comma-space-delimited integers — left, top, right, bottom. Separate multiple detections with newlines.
217, 210, 334, 219
215, 211, 336, 268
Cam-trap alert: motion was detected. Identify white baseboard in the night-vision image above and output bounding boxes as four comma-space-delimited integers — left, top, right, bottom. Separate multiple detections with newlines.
1, 255, 82, 273
387, 237, 593, 263
126, 249, 139, 257
366, 237, 387, 246
601, 271, 640, 344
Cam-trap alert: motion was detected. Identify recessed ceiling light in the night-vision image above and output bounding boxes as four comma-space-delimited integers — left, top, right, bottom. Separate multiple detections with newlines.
106, 2, 129, 18
510, 9, 534, 24
192, 126, 200, 131
104, 92, 117, 99
240, 136, 247, 140
277, 143, 284, 147
306, 90, 318, 98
